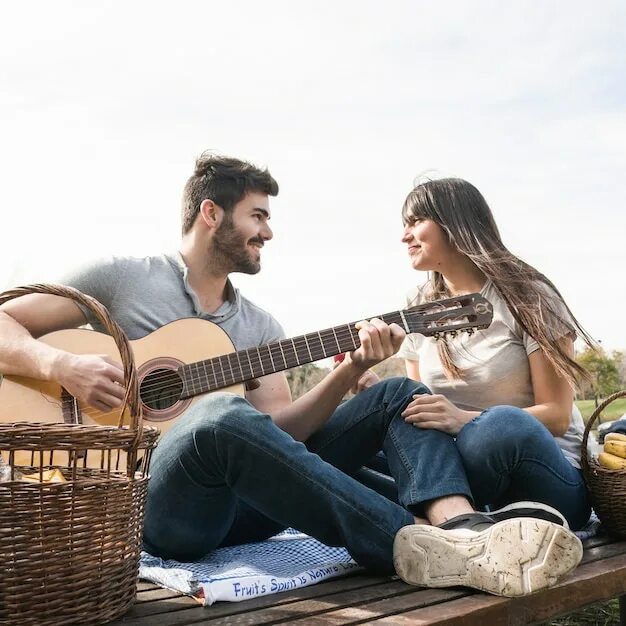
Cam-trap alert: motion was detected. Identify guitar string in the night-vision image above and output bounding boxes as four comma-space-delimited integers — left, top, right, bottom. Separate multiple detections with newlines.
116, 310, 478, 393
117, 300, 479, 395
73, 326, 481, 422
69, 307, 484, 419
132, 308, 477, 395
126, 308, 481, 396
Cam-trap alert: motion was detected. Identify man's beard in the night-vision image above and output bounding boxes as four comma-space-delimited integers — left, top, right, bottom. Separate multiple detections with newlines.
212, 214, 262, 275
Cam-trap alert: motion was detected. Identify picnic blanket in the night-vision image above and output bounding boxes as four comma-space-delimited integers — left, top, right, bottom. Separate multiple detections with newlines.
139, 529, 360, 606
139, 516, 602, 606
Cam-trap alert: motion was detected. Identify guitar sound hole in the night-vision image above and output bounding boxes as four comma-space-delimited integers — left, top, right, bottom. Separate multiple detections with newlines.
140, 368, 184, 411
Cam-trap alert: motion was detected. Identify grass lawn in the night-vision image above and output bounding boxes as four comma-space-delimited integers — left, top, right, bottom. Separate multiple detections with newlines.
541, 598, 621, 625
576, 398, 626, 424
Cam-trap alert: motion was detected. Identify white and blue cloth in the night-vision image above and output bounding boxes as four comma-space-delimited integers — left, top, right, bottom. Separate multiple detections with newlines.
139, 529, 360, 606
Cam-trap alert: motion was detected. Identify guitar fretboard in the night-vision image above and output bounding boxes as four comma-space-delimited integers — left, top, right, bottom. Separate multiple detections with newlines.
178, 311, 407, 398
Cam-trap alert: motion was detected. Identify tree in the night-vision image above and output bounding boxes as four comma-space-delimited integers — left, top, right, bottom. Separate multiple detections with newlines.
577, 348, 621, 406
613, 350, 626, 389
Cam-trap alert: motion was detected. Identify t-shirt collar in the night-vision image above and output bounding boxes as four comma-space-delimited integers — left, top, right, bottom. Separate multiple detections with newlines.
166, 250, 241, 320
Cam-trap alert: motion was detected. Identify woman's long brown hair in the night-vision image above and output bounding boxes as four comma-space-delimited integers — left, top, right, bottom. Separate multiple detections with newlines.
402, 177, 594, 388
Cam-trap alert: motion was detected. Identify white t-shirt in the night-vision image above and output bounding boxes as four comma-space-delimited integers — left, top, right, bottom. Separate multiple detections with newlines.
397, 280, 585, 469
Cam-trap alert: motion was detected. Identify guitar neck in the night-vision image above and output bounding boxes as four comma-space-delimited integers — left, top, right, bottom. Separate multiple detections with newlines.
178, 310, 406, 398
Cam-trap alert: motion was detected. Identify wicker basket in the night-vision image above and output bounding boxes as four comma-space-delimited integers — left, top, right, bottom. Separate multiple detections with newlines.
0, 284, 159, 626
581, 389, 626, 538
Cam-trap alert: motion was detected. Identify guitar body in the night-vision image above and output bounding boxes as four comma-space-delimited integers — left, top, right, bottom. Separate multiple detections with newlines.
0, 318, 246, 437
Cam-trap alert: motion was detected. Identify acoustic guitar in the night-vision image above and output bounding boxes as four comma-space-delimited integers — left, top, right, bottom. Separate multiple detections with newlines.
0, 293, 492, 445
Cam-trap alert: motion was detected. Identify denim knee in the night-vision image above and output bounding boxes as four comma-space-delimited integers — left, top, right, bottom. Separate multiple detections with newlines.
456, 405, 548, 469
375, 377, 430, 406
174, 392, 259, 440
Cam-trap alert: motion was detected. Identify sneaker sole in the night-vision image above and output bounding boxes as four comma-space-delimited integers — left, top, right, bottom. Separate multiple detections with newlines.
393, 518, 583, 597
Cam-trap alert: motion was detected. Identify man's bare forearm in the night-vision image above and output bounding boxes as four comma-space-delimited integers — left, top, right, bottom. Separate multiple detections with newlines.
0, 312, 64, 380
271, 360, 369, 441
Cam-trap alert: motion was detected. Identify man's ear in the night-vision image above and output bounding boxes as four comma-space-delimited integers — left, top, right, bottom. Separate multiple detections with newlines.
199, 199, 224, 231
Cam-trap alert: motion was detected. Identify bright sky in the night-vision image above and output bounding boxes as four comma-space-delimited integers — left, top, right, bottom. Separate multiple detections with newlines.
1, 1, 624, 351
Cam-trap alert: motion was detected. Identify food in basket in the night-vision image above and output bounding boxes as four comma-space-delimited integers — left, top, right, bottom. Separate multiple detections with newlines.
598, 452, 626, 470
20, 468, 67, 483
605, 432, 626, 443
603, 440, 626, 459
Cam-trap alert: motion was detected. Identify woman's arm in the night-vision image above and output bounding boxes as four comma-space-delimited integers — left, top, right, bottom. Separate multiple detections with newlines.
405, 359, 421, 381
524, 337, 575, 437
401, 342, 574, 437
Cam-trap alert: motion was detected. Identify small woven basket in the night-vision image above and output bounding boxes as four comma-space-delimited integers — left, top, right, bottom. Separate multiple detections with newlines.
0, 284, 159, 626
581, 389, 626, 538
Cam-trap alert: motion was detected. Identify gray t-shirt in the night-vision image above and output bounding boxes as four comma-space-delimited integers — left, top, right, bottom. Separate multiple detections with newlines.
397, 280, 585, 469
58, 252, 285, 350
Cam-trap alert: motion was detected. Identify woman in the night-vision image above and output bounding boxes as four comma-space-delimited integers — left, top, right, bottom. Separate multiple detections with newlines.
394, 176, 592, 531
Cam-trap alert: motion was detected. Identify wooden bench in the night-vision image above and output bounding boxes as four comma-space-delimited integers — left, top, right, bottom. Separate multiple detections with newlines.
109, 533, 626, 625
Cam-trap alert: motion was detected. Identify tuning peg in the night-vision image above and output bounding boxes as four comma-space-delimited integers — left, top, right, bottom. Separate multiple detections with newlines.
433, 332, 441, 341
465, 328, 474, 336
449, 330, 458, 338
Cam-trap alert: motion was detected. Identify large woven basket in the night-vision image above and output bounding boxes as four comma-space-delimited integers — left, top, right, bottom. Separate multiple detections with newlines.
0, 284, 159, 626
581, 389, 626, 538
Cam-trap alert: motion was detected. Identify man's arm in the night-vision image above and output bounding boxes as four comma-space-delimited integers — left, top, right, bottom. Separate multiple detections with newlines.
246, 319, 405, 441
0, 294, 126, 412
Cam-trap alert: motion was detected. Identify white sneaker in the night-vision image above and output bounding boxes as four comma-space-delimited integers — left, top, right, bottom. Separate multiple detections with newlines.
393, 515, 582, 597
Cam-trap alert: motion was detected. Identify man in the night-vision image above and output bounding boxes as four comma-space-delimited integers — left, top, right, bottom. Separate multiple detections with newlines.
0, 153, 582, 596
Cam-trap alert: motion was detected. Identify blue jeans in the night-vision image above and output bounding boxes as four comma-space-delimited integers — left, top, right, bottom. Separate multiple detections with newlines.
455, 406, 591, 530
142, 377, 473, 573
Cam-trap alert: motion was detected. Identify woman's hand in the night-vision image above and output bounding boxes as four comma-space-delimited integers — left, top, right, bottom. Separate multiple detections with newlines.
401, 393, 479, 435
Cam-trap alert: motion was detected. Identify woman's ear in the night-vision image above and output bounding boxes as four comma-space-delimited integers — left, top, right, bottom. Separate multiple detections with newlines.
198, 199, 224, 231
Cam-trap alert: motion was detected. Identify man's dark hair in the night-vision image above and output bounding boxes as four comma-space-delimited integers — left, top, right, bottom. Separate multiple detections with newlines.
181, 153, 279, 234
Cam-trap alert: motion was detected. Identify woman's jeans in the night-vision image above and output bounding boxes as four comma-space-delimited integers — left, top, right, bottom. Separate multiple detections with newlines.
143, 377, 473, 573
455, 405, 591, 530
367, 404, 591, 531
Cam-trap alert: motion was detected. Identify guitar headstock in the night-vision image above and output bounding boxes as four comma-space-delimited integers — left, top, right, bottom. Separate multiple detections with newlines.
404, 293, 493, 339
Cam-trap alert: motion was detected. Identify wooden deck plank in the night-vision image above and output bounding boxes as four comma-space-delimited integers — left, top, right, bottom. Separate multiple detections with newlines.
363, 552, 626, 625
282, 588, 470, 625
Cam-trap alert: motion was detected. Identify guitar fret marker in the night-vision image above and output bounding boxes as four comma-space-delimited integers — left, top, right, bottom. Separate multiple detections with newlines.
209, 359, 218, 390
267, 345, 275, 371
331, 327, 341, 353
347, 325, 358, 350
291, 339, 300, 365
278, 342, 288, 369
399, 310, 410, 333
317, 332, 327, 358
303, 335, 313, 362
246, 350, 254, 379
256, 347, 266, 375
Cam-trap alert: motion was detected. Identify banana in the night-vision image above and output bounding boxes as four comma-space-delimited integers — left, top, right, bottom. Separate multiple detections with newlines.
604, 432, 626, 443
604, 440, 626, 459
598, 452, 626, 470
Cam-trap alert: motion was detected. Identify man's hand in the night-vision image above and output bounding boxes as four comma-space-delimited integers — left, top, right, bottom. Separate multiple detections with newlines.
52, 353, 126, 412
349, 318, 405, 372
401, 393, 479, 435
333, 352, 381, 394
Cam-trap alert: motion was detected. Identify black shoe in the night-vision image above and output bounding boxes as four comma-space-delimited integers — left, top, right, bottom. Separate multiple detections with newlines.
489, 501, 568, 529
437, 511, 495, 532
